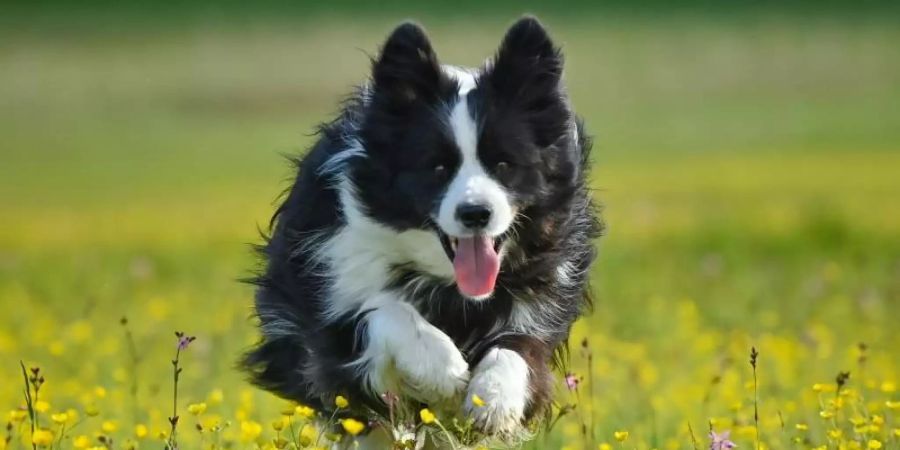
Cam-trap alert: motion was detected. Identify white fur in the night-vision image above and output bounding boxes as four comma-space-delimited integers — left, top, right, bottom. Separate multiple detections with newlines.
313, 179, 467, 401
354, 294, 469, 400
316, 179, 454, 320
437, 93, 514, 239
442, 65, 477, 95
465, 347, 530, 434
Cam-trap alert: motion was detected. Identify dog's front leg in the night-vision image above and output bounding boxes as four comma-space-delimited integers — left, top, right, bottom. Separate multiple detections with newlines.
359, 297, 469, 401
463, 334, 552, 434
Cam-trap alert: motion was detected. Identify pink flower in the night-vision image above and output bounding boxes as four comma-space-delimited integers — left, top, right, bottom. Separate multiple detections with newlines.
709, 430, 737, 450
564, 372, 580, 391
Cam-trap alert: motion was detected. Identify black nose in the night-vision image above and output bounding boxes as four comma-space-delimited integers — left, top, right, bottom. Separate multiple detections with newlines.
456, 203, 492, 229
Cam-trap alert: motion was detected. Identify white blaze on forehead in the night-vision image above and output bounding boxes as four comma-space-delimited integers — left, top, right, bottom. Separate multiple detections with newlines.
437, 86, 514, 238
442, 65, 477, 95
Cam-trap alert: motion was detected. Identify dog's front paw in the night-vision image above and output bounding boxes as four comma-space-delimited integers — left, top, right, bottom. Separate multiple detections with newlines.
464, 348, 529, 434
393, 324, 469, 400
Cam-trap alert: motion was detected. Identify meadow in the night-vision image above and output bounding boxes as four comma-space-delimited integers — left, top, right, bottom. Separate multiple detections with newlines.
1, 12, 899, 450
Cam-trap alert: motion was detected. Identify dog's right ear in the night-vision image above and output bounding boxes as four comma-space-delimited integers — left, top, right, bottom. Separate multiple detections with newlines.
372, 22, 443, 105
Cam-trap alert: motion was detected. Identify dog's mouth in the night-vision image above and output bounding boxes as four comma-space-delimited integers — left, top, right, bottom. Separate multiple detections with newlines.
438, 231, 506, 299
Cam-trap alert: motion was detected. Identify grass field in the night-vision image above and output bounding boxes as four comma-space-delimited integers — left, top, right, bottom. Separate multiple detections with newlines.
1, 14, 899, 450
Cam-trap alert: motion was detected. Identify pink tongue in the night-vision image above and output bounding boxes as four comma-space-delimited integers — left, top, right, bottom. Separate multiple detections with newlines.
453, 236, 500, 298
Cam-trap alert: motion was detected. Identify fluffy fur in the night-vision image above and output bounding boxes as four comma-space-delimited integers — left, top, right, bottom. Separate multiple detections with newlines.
242, 16, 602, 435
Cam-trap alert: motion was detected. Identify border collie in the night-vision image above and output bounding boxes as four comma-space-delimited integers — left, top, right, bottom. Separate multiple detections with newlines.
243, 16, 601, 440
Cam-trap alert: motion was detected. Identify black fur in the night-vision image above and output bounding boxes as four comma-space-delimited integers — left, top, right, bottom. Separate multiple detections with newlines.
243, 16, 602, 423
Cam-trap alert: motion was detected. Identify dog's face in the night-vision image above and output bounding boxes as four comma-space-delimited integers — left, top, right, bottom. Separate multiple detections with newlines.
353, 18, 579, 299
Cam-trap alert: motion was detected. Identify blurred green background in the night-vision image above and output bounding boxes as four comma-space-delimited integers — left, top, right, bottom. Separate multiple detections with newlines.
1, 2, 899, 449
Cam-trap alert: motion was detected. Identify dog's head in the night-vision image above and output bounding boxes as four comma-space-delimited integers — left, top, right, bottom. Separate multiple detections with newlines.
352, 17, 580, 300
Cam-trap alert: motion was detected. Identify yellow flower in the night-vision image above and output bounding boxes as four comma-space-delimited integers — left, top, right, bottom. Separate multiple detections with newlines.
886, 401, 900, 410
471, 394, 486, 407
871, 415, 884, 425
420, 408, 436, 424
341, 418, 365, 436
208, 389, 224, 405
614, 431, 629, 442
813, 383, 836, 393
135, 424, 148, 439
73, 435, 91, 449
820, 410, 835, 419
94, 387, 107, 399
335, 395, 349, 409
850, 416, 867, 426
867, 440, 882, 449
795, 423, 808, 431
299, 424, 317, 447
34, 401, 51, 413
272, 417, 287, 432
869, 424, 881, 433
8, 410, 28, 422
32, 429, 54, 446
240, 420, 263, 442
51, 413, 69, 424
599, 444, 613, 450
102, 421, 117, 433
893, 428, 900, 438
187, 402, 207, 415
280, 403, 297, 416
828, 429, 842, 439
881, 382, 896, 393
296, 404, 315, 419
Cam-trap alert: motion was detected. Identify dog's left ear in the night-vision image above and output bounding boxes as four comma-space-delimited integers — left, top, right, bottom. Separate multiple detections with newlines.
487, 16, 563, 103
372, 22, 444, 105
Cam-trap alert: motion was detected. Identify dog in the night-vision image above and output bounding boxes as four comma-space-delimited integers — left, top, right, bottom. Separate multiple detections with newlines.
242, 16, 601, 440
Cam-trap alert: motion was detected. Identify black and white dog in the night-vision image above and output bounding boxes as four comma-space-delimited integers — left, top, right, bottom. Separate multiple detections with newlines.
243, 16, 601, 437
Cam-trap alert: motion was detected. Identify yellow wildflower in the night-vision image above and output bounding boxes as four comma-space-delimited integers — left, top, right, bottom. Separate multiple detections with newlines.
51, 413, 69, 424
471, 394, 486, 407
341, 418, 365, 436
8, 410, 27, 422
272, 417, 287, 432
187, 402, 207, 415
871, 415, 884, 425
795, 423, 808, 431
881, 382, 896, 393
240, 420, 263, 442
32, 429, 54, 446
102, 421, 117, 433
867, 440, 882, 449
208, 389, 224, 405
135, 424, 148, 439
73, 435, 91, 449
335, 395, 349, 409
299, 424, 317, 447
295, 404, 315, 419
614, 431, 629, 442
828, 429, 843, 439
893, 429, 900, 438
420, 408, 436, 424
820, 410, 835, 419
886, 401, 900, 410
599, 444, 613, 450
34, 401, 51, 413
94, 387, 107, 398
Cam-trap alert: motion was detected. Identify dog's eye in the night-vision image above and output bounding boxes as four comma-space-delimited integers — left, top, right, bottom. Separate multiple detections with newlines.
433, 165, 447, 176
495, 161, 510, 173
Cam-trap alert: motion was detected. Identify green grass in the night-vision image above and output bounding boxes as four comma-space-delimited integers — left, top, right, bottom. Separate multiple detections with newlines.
0, 15, 898, 450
